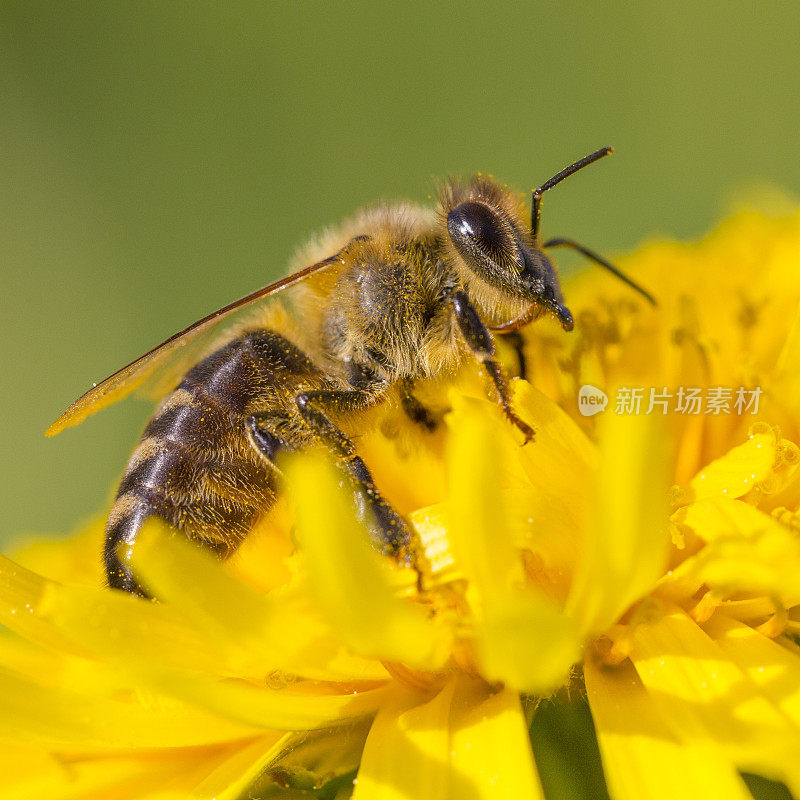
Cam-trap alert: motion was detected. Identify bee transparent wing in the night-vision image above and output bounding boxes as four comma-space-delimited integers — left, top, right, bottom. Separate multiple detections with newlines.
46, 253, 344, 436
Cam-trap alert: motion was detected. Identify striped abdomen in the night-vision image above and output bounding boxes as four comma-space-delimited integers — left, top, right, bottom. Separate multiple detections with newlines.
104, 329, 322, 595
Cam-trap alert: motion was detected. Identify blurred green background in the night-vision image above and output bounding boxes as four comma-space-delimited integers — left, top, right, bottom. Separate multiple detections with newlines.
2, 1, 799, 547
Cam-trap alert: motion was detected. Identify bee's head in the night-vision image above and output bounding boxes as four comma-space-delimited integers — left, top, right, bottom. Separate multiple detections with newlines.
439, 175, 573, 331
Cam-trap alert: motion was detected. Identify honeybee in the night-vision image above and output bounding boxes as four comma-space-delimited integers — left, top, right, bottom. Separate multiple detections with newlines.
48, 147, 653, 596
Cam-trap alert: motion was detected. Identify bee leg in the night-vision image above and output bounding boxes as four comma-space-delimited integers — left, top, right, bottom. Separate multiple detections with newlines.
499, 331, 527, 381
448, 290, 535, 443
295, 389, 413, 560
399, 378, 438, 432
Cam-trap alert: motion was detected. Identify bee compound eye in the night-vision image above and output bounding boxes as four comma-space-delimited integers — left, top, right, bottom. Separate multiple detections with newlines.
447, 202, 507, 258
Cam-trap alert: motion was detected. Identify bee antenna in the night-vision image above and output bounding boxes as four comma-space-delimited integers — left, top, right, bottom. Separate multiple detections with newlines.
531, 147, 613, 242
543, 236, 657, 306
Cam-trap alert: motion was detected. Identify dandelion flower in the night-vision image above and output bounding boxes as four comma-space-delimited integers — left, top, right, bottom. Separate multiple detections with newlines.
2, 207, 800, 799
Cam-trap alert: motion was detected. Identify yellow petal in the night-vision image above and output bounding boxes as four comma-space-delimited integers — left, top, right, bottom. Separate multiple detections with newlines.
0, 744, 69, 799
353, 682, 454, 800
0, 745, 238, 800
286, 452, 451, 670
680, 497, 773, 543
0, 554, 84, 657
40, 580, 241, 677
35, 580, 391, 731
688, 515, 800, 606
567, 412, 669, 636
225, 497, 295, 594
512, 379, 599, 471
513, 381, 599, 598
449, 678, 544, 800
629, 604, 800, 791
0, 664, 255, 749
131, 520, 290, 658
475, 594, 580, 694
357, 402, 448, 514
686, 428, 777, 503
204, 723, 369, 799
0, 629, 129, 698
132, 522, 387, 682
355, 676, 546, 800
445, 392, 522, 598
775, 298, 800, 410
146, 671, 392, 732
191, 735, 292, 800
705, 614, 800, 731
446, 392, 581, 692
585, 656, 752, 800
10, 517, 105, 587
408, 504, 459, 586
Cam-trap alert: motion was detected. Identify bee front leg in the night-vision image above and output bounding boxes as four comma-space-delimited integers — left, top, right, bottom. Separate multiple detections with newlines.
448, 290, 535, 443
294, 389, 414, 561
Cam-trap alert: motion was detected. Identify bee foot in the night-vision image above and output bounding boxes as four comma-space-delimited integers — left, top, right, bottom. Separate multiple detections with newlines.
510, 415, 536, 445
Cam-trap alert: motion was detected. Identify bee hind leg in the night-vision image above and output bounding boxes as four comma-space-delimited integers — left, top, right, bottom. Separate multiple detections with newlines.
294, 388, 414, 563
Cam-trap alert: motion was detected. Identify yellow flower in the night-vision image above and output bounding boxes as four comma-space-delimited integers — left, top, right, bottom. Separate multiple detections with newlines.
2, 206, 800, 799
